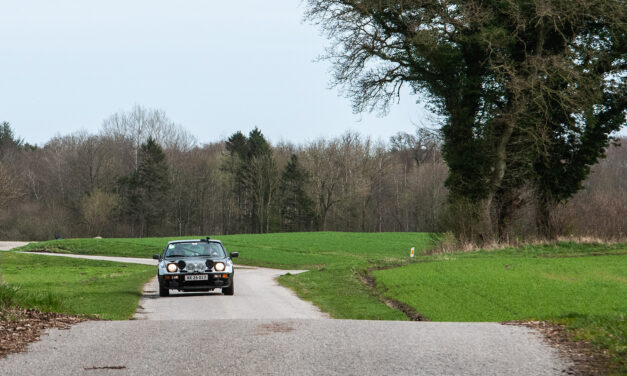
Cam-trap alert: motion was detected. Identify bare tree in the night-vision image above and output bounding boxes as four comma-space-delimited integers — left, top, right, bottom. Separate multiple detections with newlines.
80, 189, 119, 236
0, 163, 22, 210
302, 138, 343, 230
101, 105, 196, 170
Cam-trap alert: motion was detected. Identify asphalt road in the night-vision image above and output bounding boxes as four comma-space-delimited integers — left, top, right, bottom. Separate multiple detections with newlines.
1, 319, 567, 376
0, 244, 570, 375
134, 269, 327, 320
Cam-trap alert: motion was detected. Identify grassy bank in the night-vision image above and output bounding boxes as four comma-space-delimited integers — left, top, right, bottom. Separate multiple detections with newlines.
0, 252, 155, 320
374, 242, 627, 371
17, 232, 435, 320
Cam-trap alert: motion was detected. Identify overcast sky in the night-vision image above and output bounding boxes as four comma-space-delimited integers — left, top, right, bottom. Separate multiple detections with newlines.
0, 0, 432, 147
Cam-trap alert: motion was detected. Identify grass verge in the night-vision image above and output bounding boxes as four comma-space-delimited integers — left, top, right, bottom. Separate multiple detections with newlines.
0, 252, 155, 320
373, 242, 627, 373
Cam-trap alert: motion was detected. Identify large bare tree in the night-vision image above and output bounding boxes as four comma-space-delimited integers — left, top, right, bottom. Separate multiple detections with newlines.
306, 0, 626, 242
101, 105, 196, 170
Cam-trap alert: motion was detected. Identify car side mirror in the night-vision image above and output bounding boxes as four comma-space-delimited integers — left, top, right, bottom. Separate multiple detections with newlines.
230, 252, 239, 258
152, 254, 160, 260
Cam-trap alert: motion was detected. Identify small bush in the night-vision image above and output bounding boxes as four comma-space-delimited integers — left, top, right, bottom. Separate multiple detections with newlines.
427, 232, 459, 254
0, 283, 19, 306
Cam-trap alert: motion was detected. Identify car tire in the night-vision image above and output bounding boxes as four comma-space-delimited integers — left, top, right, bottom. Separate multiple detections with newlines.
223, 281, 234, 296
159, 285, 170, 297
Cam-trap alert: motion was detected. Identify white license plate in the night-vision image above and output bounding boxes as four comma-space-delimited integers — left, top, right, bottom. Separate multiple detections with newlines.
185, 274, 208, 281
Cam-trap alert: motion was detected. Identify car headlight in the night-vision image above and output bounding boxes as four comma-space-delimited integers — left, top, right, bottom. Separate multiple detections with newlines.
166, 263, 178, 273
214, 262, 225, 271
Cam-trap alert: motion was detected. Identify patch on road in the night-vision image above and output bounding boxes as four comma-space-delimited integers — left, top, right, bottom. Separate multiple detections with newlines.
255, 322, 295, 335
84, 365, 126, 371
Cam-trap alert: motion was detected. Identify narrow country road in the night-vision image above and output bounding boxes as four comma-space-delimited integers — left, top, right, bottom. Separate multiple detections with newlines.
0, 244, 570, 375
134, 269, 327, 320
0, 242, 29, 251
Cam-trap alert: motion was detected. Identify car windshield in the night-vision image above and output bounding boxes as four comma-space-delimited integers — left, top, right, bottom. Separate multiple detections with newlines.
164, 242, 226, 258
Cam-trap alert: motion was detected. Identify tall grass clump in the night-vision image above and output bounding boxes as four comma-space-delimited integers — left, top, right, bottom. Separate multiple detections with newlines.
0, 282, 65, 313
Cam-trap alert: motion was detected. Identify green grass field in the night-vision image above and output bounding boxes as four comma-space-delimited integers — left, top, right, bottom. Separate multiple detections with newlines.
0, 252, 155, 320
17, 232, 436, 320
18, 232, 432, 267
374, 242, 627, 370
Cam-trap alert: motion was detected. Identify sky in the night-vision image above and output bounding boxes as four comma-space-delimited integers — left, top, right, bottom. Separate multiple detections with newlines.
0, 0, 430, 147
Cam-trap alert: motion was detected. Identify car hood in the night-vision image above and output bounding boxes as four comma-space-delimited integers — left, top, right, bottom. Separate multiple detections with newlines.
159, 257, 233, 274
163, 256, 228, 263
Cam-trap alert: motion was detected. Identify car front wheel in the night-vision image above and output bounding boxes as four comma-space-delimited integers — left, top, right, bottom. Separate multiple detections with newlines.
222, 280, 234, 296
159, 285, 170, 297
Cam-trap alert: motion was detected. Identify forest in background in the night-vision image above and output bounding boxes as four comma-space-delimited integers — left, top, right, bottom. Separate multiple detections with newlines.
0, 106, 624, 242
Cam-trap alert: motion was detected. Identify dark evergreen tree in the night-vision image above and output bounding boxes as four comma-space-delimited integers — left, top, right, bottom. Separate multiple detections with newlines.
280, 154, 315, 232
0, 122, 24, 155
223, 128, 278, 233
119, 137, 170, 237
225, 131, 249, 160
223, 131, 250, 233
247, 128, 271, 159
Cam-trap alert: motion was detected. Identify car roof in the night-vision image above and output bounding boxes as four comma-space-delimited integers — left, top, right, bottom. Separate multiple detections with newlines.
167, 239, 222, 245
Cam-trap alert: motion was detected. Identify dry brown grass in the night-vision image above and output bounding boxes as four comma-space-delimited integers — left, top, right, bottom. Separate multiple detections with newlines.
427, 233, 627, 255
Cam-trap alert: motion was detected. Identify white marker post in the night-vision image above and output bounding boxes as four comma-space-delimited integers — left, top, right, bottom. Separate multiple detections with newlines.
410, 247, 415, 258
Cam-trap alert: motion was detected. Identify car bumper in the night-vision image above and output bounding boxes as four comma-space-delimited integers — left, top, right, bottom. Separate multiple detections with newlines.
159, 273, 233, 291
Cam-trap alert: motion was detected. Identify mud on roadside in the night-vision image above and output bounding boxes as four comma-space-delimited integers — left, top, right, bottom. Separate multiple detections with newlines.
503, 320, 615, 376
359, 271, 429, 321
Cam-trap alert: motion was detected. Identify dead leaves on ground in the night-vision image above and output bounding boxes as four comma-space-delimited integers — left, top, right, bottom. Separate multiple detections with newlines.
0, 307, 88, 358
504, 320, 612, 376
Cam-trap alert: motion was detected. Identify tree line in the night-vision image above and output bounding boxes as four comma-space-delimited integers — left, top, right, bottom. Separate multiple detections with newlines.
0, 107, 624, 241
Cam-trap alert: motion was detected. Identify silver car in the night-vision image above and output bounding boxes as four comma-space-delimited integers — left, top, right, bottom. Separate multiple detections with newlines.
153, 238, 238, 297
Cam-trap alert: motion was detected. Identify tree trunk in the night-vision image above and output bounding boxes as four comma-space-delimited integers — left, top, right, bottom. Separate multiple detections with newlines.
536, 197, 556, 240
478, 196, 495, 244
475, 121, 515, 244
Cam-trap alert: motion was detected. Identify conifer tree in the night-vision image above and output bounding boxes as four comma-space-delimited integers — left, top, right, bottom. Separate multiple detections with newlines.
280, 154, 315, 232
119, 137, 170, 236
0, 122, 24, 154
223, 128, 278, 233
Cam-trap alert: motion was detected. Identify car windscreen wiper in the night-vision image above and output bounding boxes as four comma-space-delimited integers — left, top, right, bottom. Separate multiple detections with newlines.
166, 254, 186, 258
